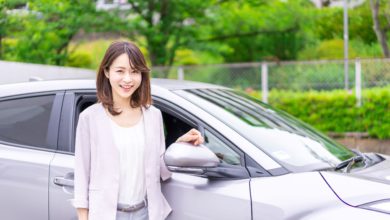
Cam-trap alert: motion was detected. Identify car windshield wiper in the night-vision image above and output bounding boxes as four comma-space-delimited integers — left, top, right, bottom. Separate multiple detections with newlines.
335, 150, 368, 172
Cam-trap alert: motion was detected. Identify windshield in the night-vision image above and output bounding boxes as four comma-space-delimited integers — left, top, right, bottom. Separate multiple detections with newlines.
175, 88, 355, 172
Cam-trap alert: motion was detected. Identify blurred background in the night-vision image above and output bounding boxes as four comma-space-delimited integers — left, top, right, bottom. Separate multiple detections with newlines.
0, 0, 389, 152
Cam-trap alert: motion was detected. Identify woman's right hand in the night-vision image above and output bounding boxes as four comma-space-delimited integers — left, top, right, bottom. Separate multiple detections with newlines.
176, 128, 204, 145
77, 208, 88, 220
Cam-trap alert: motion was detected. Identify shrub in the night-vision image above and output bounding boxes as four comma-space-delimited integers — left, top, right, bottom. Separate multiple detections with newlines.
65, 52, 92, 68
249, 87, 390, 139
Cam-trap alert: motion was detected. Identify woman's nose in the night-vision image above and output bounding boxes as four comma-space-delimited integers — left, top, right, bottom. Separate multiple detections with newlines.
123, 72, 133, 82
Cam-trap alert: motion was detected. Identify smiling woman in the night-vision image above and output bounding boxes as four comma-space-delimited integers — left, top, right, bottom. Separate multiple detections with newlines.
72, 41, 204, 220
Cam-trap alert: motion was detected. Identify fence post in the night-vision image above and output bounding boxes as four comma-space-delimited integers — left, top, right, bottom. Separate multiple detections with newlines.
261, 62, 268, 103
177, 66, 184, 80
355, 58, 362, 107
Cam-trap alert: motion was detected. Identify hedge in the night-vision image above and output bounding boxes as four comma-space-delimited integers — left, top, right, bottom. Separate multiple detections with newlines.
248, 86, 390, 139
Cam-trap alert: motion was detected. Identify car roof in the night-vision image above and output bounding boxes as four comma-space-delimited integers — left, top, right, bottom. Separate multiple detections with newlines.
0, 78, 226, 98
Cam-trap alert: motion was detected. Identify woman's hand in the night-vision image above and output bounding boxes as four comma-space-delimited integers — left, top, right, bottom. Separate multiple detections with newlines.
77, 208, 88, 220
176, 128, 204, 146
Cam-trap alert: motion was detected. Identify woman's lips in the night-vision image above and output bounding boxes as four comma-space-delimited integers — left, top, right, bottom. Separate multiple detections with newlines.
120, 85, 133, 92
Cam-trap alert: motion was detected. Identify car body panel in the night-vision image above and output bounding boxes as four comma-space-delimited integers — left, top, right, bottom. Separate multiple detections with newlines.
320, 171, 390, 206
0, 144, 53, 220
250, 172, 342, 219
352, 157, 390, 184
49, 153, 76, 220
162, 173, 251, 220
251, 171, 390, 219
297, 204, 390, 220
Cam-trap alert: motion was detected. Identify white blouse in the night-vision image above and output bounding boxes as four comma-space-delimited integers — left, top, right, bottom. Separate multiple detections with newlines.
109, 116, 146, 205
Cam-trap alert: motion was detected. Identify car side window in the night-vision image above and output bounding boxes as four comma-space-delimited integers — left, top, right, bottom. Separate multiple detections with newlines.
161, 111, 194, 147
204, 129, 241, 165
0, 95, 56, 149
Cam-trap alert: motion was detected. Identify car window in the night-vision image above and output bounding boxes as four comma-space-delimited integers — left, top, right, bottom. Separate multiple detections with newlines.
0, 95, 56, 149
176, 89, 355, 172
204, 129, 241, 165
69, 93, 98, 153
161, 111, 194, 147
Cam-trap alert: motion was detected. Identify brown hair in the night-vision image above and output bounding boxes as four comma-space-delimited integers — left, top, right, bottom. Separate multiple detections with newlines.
96, 41, 152, 115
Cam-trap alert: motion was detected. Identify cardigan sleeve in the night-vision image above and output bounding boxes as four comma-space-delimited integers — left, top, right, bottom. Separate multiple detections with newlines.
158, 111, 172, 181
71, 113, 91, 208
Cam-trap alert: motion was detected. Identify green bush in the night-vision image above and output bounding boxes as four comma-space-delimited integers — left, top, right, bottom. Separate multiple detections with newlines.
65, 52, 92, 68
248, 87, 390, 139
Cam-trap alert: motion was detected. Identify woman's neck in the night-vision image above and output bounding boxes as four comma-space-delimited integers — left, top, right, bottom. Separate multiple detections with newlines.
112, 95, 133, 111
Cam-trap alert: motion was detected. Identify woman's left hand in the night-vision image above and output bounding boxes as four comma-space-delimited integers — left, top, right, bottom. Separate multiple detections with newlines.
176, 128, 204, 146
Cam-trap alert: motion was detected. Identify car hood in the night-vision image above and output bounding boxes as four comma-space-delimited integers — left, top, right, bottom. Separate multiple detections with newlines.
353, 154, 390, 184
320, 158, 390, 206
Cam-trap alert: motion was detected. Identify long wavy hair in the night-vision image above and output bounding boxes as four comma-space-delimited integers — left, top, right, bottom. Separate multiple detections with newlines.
96, 41, 152, 115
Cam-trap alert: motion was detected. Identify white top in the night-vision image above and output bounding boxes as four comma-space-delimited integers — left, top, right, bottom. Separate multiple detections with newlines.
109, 116, 146, 205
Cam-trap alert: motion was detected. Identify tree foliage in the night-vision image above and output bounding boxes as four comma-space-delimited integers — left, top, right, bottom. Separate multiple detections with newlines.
10, 0, 97, 65
370, 0, 390, 57
204, 0, 310, 62
314, 2, 377, 44
0, 0, 7, 58
8, 0, 124, 66
124, 0, 217, 67
1, 0, 390, 66
0, 0, 22, 59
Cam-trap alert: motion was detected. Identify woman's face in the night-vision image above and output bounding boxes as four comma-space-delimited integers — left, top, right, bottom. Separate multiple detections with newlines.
106, 53, 142, 103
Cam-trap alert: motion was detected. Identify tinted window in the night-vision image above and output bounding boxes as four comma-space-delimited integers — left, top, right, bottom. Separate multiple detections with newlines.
0, 95, 55, 148
160, 111, 194, 147
204, 129, 241, 165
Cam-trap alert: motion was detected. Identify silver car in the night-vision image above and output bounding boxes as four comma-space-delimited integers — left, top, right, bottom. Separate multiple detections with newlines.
0, 79, 389, 220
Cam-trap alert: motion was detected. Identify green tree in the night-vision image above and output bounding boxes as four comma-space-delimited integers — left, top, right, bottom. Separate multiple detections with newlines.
370, 0, 390, 57
124, 0, 315, 67
0, 0, 23, 59
12, 0, 121, 65
14, 0, 96, 65
125, 0, 218, 67
203, 0, 311, 62
0, 0, 7, 58
314, 2, 377, 45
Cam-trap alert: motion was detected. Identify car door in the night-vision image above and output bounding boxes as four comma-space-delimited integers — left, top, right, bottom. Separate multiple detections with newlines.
154, 100, 252, 220
0, 92, 63, 220
48, 91, 96, 220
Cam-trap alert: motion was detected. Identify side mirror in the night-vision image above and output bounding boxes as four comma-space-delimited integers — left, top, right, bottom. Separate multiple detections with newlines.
164, 142, 219, 169
164, 142, 249, 179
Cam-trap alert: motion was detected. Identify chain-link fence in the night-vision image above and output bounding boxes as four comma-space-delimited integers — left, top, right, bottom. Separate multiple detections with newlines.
152, 58, 390, 103
360, 59, 390, 88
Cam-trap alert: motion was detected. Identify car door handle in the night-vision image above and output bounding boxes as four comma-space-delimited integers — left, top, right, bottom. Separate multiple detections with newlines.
54, 177, 74, 187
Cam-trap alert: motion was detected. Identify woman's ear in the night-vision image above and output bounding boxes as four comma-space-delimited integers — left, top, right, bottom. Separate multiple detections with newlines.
104, 70, 109, 78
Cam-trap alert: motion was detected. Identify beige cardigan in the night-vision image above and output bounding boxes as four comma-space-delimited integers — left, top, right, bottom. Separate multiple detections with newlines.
72, 103, 172, 220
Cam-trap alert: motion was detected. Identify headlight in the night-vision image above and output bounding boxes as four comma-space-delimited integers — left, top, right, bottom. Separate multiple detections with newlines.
359, 199, 390, 214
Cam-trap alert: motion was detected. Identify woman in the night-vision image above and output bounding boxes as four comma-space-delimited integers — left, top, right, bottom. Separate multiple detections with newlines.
72, 41, 203, 220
